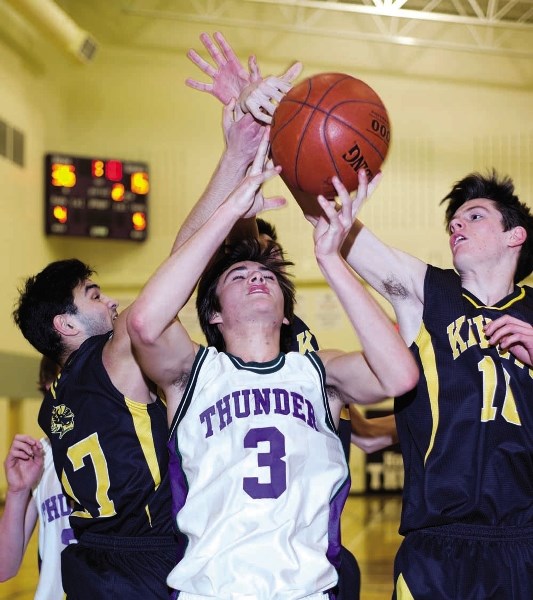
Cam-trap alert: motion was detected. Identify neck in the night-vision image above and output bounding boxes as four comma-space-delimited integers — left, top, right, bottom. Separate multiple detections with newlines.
460, 267, 516, 305
222, 322, 282, 364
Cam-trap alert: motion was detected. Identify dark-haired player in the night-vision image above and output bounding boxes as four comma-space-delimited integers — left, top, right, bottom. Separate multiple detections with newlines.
12, 89, 267, 599
126, 132, 418, 598
306, 169, 533, 599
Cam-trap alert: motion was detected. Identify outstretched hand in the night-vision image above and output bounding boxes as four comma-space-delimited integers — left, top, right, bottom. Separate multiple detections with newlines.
313, 190, 354, 260
225, 127, 286, 219
303, 169, 383, 227
484, 315, 533, 367
4, 434, 44, 493
239, 59, 303, 123
186, 32, 250, 104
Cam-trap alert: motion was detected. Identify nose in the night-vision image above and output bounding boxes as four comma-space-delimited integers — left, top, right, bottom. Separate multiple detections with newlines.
101, 293, 118, 309
249, 270, 265, 283
449, 217, 463, 234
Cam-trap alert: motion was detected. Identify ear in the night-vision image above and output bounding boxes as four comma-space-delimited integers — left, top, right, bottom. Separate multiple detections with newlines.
52, 314, 79, 337
209, 312, 223, 325
508, 226, 527, 248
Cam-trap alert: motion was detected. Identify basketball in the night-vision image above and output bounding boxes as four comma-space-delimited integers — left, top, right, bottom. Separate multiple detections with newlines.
270, 72, 391, 198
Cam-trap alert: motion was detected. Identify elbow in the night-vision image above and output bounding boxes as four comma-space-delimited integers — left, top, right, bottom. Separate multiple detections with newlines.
126, 308, 158, 347
388, 362, 419, 398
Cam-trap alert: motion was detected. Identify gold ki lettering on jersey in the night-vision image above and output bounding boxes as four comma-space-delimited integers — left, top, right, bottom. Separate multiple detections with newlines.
447, 315, 533, 375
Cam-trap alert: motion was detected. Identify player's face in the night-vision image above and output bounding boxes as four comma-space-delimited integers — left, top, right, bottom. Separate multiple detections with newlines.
71, 279, 119, 336
448, 198, 508, 271
213, 261, 286, 324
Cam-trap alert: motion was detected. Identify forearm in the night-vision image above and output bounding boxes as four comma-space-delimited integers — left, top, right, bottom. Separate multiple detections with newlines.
0, 490, 32, 580
171, 149, 250, 254
318, 253, 416, 397
342, 221, 416, 300
131, 201, 241, 341
350, 408, 398, 441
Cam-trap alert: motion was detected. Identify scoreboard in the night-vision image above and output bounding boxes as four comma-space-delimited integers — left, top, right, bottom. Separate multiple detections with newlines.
45, 154, 149, 242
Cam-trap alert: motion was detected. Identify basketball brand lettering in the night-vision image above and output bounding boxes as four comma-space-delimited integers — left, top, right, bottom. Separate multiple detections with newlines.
342, 142, 372, 179
199, 387, 319, 438
371, 118, 391, 142
447, 315, 533, 375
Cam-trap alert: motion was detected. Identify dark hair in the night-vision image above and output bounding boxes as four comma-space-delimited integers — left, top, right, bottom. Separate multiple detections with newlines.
441, 170, 533, 283
256, 218, 287, 259
196, 238, 295, 353
256, 218, 278, 242
38, 355, 60, 394
13, 259, 94, 363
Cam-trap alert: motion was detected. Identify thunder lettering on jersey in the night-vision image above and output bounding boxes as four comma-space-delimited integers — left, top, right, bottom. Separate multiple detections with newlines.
395, 266, 533, 533
33, 438, 75, 600
167, 347, 350, 599
198, 386, 320, 438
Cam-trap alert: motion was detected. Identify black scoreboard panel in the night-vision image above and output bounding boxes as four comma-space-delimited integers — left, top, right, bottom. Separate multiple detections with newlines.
45, 154, 149, 241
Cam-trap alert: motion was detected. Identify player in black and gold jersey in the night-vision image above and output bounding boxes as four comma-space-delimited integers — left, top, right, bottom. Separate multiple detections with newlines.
300, 169, 533, 600
12, 99, 267, 598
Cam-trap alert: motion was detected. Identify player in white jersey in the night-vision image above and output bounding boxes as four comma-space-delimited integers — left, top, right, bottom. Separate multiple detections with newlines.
33, 437, 75, 599
169, 349, 348, 598
127, 130, 418, 599
0, 435, 75, 600
0, 357, 74, 600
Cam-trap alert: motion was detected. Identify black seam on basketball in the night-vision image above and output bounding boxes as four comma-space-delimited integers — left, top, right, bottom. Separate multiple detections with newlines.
294, 108, 323, 189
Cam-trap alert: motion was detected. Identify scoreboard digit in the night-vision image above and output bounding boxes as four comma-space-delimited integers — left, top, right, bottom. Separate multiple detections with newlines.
45, 154, 149, 242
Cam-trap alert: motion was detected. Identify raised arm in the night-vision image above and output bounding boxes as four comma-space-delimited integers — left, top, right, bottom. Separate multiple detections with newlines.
0, 435, 42, 581
294, 171, 427, 345
127, 131, 285, 407
313, 184, 419, 409
171, 101, 264, 253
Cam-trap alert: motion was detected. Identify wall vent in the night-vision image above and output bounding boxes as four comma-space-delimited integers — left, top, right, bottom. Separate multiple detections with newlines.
0, 118, 25, 167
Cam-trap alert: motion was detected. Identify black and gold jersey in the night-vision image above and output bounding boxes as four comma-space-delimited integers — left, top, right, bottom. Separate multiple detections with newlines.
38, 333, 174, 539
396, 266, 533, 533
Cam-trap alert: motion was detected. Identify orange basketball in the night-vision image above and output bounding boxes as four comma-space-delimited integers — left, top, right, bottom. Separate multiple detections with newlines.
270, 73, 391, 198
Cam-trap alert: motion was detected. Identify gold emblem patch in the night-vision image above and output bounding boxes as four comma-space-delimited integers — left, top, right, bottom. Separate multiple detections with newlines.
50, 404, 75, 439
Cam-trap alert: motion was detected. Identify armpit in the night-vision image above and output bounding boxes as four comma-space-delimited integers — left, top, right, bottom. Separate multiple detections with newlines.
382, 276, 409, 300
171, 372, 190, 391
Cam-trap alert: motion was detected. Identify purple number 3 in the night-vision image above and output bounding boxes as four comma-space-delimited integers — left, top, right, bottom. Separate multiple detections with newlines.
243, 427, 287, 499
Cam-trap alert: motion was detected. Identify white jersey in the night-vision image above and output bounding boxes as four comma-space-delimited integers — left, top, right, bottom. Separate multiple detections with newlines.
167, 347, 350, 599
32, 437, 75, 600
